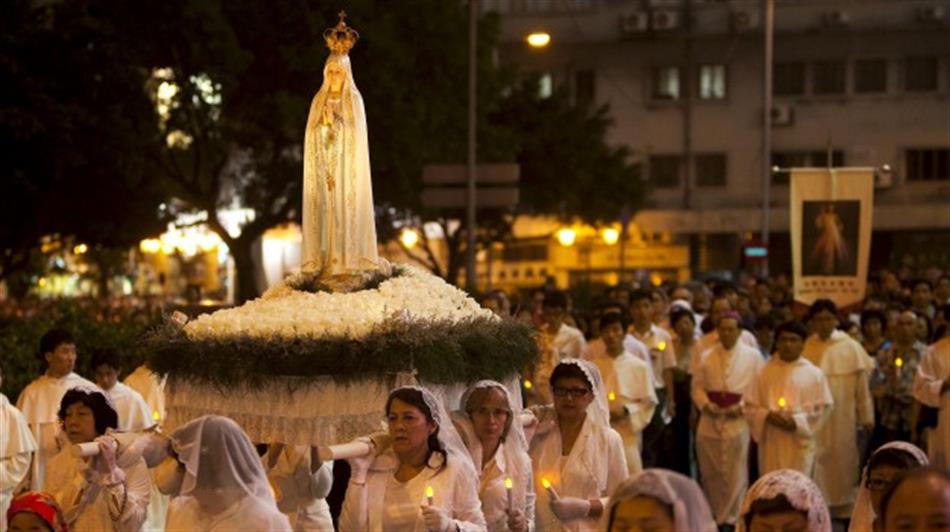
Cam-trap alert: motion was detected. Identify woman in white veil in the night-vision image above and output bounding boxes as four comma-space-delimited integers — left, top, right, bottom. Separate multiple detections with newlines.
529, 359, 628, 531
452, 380, 535, 531
164, 415, 291, 531
302, 14, 379, 277
849, 441, 928, 532
738, 469, 830, 532
603, 469, 716, 532
339, 385, 486, 531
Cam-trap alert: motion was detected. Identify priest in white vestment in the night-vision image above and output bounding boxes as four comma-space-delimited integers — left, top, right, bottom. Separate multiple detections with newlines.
585, 313, 657, 474
261, 443, 334, 531
15, 328, 96, 490
123, 364, 166, 428
913, 333, 950, 469
92, 349, 155, 432
802, 299, 875, 519
692, 312, 764, 527
1, 367, 37, 531
745, 321, 833, 476
694, 296, 760, 356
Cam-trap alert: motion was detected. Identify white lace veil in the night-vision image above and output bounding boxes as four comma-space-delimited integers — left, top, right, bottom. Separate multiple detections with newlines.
386, 385, 475, 474
302, 49, 379, 274
554, 358, 610, 429
850, 441, 929, 532
454, 380, 532, 512
603, 469, 717, 532
738, 469, 831, 532
169, 415, 276, 511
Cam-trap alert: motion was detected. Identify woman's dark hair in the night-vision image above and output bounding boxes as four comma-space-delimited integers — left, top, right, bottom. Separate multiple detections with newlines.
386, 388, 447, 473
879, 467, 950, 524
774, 321, 808, 341
744, 494, 803, 529
607, 495, 673, 531
669, 308, 695, 329
866, 447, 923, 485
58, 387, 118, 436
860, 309, 887, 332
550, 362, 592, 391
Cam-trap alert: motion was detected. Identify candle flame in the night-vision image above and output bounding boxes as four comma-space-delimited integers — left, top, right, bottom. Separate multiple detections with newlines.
425, 485, 434, 499
505, 477, 514, 490
895, 357, 903, 368
608, 391, 617, 402
657, 341, 667, 351
523, 379, 533, 390
152, 410, 161, 421
541, 477, 552, 489
777, 397, 787, 409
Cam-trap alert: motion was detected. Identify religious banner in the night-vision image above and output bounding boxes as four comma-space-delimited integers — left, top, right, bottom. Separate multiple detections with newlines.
790, 167, 874, 309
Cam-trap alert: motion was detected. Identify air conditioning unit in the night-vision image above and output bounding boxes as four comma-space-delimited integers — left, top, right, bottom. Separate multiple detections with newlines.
917, 6, 946, 23
822, 10, 850, 27
771, 104, 794, 126
651, 9, 680, 31
731, 9, 759, 32
619, 12, 649, 35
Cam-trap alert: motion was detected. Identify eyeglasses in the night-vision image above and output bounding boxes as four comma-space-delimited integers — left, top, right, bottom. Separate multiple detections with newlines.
866, 477, 894, 491
553, 387, 590, 398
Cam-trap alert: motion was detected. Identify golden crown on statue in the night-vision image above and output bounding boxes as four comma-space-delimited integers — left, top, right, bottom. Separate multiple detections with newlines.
324, 10, 359, 54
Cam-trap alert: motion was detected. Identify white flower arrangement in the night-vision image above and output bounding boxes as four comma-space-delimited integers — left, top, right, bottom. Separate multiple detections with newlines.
184, 264, 495, 340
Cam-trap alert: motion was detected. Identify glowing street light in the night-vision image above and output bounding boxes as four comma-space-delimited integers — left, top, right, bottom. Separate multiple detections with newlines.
601, 227, 620, 246
399, 228, 420, 249
73, 243, 88, 255
556, 228, 577, 247
526, 32, 551, 48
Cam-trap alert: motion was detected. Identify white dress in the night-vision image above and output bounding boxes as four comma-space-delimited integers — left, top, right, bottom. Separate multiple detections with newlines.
528, 407, 628, 531
16, 372, 96, 490
803, 330, 874, 514
1, 393, 37, 531
692, 342, 764, 525
44, 447, 151, 532
104, 381, 155, 432
263, 444, 334, 531
585, 345, 657, 474
166, 495, 292, 531
744, 356, 833, 476
339, 448, 487, 532
913, 336, 950, 469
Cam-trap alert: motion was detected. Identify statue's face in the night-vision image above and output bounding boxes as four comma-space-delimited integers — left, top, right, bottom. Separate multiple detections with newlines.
326, 61, 346, 92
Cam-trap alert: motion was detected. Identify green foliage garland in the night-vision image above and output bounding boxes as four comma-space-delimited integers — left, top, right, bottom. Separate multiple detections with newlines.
145, 316, 538, 390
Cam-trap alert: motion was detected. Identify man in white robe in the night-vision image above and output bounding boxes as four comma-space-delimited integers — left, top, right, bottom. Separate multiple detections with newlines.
745, 321, 833, 476
92, 349, 155, 432
261, 443, 334, 531
528, 291, 586, 405
1, 366, 37, 530
693, 312, 764, 527
802, 299, 875, 519
586, 313, 658, 474
15, 328, 96, 490
123, 364, 166, 428
913, 332, 950, 469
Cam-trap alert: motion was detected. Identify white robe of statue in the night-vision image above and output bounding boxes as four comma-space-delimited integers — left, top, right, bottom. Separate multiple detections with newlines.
302, 52, 378, 276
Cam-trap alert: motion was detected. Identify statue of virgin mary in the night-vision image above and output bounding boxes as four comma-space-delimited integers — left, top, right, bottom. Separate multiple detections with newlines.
302, 13, 379, 278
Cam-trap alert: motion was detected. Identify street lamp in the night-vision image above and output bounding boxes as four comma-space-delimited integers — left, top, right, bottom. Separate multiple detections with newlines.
601, 227, 620, 246
526, 32, 551, 48
556, 227, 577, 247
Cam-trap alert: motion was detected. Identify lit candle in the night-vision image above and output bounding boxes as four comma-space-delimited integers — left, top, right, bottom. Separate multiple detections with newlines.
523, 379, 533, 390
425, 485, 434, 506
895, 357, 903, 377
152, 410, 161, 422
541, 477, 556, 499
777, 396, 787, 410
657, 341, 667, 351
504, 477, 514, 510
608, 391, 617, 402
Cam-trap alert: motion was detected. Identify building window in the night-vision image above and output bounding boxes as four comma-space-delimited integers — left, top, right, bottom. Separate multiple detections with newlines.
699, 64, 727, 100
652, 66, 680, 100
774, 62, 806, 96
906, 149, 950, 181
501, 244, 548, 262
854, 59, 887, 93
905, 56, 938, 92
649, 155, 681, 188
771, 150, 845, 184
538, 73, 553, 99
695, 153, 727, 187
812, 60, 846, 95
574, 69, 595, 106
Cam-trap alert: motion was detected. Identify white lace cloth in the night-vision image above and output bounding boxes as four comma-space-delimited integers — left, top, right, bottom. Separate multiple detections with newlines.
164, 373, 522, 446
737, 469, 831, 532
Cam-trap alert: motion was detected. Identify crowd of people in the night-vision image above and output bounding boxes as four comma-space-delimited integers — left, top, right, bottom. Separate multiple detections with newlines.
0, 269, 948, 531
